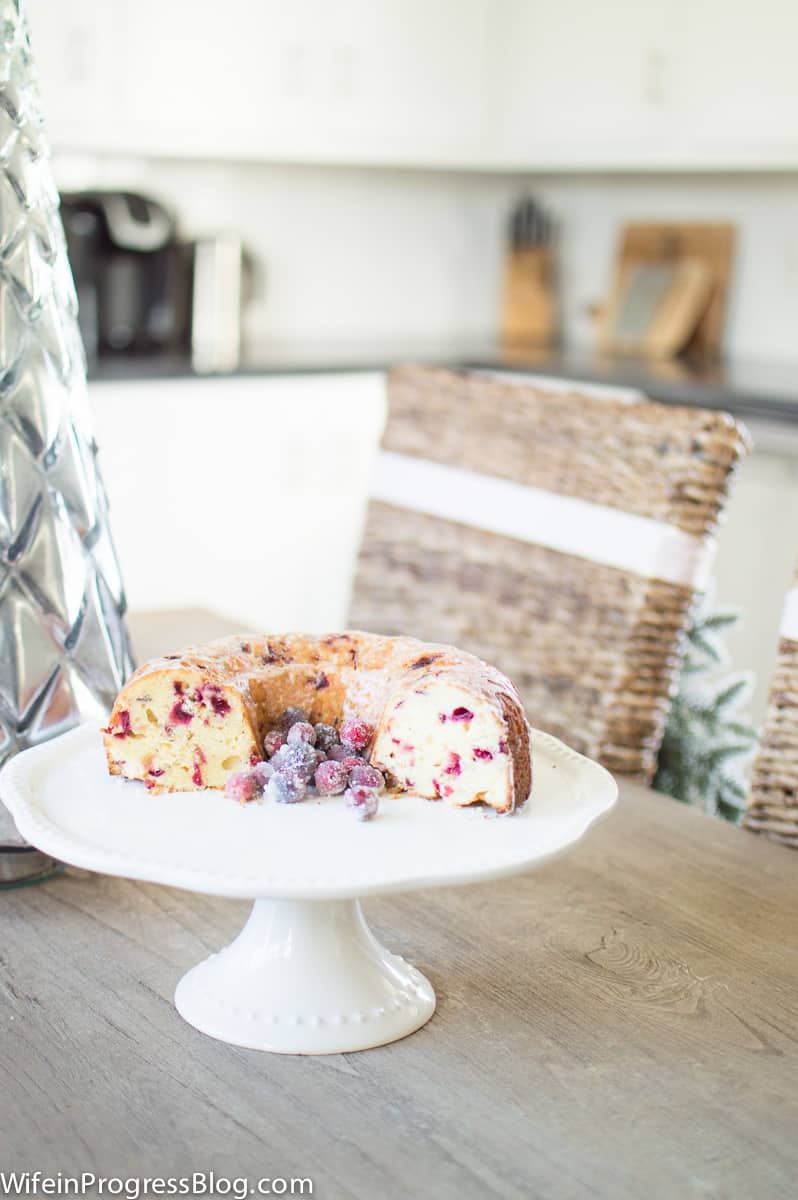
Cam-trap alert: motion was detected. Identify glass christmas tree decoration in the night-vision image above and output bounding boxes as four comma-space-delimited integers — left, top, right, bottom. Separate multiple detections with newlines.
0, 1, 134, 883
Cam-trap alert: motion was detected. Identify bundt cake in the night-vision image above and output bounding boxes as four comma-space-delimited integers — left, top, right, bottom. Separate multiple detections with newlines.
103, 631, 532, 813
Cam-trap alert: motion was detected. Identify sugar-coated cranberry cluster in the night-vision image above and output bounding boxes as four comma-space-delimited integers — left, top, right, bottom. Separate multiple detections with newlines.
225, 707, 382, 821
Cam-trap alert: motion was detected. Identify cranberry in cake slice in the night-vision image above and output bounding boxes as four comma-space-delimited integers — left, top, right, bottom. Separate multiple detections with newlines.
371, 680, 519, 812
103, 671, 257, 793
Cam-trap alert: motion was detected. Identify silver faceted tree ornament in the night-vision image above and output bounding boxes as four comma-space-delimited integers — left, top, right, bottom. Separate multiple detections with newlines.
0, 1, 134, 880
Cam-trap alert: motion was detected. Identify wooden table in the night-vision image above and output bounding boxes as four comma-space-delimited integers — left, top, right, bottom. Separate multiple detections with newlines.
2, 612, 797, 1198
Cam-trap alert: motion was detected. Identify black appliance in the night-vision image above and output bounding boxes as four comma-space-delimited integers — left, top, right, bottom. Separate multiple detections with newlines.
61, 191, 193, 360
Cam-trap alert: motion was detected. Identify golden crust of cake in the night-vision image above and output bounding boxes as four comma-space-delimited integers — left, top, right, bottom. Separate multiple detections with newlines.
103, 631, 532, 812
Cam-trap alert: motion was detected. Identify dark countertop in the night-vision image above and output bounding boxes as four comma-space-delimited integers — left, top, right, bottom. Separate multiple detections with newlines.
87, 340, 798, 425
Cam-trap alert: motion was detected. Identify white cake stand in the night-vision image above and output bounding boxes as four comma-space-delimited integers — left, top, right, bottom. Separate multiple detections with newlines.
0, 724, 616, 1055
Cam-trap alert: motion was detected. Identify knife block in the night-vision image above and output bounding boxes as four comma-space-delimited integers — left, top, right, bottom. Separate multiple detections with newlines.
500, 246, 557, 348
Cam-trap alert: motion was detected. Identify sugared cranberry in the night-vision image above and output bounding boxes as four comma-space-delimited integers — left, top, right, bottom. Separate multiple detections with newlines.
169, 700, 193, 726
450, 707, 474, 723
349, 764, 384, 791
314, 723, 338, 753
262, 728, 287, 758
251, 761, 274, 789
280, 706, 309, 730
315, 759, 348, 796
271, 742, 318, 782
225, 771, 260, 804
443, 752, 461, 776
287, 721, 316, 746
327, 746, 364, 770
345, 786, 379, 821
269, 768, 307, 804
339, 717, 373, 751
473, 747, 493, 761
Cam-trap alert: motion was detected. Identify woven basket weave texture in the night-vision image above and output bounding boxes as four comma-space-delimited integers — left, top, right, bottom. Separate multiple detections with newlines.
350, 366, 749, 781
745, 630, 798, 847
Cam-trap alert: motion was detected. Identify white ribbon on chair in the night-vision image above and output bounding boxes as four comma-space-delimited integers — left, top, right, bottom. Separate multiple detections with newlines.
779, 587, 798, 641
370, 450, 716, 590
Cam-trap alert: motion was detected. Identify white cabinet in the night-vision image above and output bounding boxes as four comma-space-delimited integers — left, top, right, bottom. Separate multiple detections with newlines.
29, 0, 131, 154
89, 373, 386, 631
496, 0, 798, 170
494, 1, 679, 168
713, 418, 798, 723
673, 0, 798, 167
26, 0, 798, 170
28, 0, 494, 168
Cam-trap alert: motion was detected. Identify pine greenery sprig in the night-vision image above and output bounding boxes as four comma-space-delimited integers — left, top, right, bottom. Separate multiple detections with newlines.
653, 605, 759, 823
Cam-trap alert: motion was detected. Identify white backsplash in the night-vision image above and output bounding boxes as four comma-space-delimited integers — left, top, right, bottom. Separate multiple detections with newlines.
54, 153, 798, 363
54, 154, 516, 351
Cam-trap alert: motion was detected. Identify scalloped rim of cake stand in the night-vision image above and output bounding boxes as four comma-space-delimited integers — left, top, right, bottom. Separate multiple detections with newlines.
0, 724, 617, 902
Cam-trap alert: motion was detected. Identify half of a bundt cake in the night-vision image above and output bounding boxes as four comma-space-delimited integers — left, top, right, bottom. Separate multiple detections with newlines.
103, 632, 532, 813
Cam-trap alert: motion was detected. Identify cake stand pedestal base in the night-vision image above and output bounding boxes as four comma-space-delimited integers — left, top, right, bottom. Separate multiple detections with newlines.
174, 897, 436, 1055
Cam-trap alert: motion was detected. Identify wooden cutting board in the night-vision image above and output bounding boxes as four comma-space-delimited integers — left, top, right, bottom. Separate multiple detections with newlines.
598, 258, 713, 359
598, 222, 735, 360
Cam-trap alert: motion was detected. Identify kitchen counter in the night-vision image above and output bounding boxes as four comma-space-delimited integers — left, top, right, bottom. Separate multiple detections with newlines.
2, 610, 797, 1198
88, 340, 798, 425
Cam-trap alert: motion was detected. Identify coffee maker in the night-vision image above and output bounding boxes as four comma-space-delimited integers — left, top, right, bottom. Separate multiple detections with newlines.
61, 190, 192, 361
62, 190, 248, 371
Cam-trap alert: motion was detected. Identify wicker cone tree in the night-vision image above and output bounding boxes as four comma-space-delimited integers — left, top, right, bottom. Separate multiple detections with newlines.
0, 2, 134, 881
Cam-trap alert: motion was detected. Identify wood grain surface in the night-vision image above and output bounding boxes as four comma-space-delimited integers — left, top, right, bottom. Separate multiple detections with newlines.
1, 612, 796, 1198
